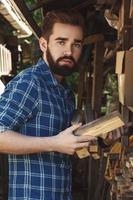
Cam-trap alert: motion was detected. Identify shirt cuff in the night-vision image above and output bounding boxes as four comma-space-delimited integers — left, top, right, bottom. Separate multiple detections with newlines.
0, 125, 10, 133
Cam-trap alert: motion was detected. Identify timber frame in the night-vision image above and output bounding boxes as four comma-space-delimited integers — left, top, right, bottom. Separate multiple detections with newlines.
0, 1, 133, 200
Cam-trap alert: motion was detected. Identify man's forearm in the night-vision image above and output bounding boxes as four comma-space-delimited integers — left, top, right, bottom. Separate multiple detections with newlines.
0, 124, 93, 155
0, 130, 55, 154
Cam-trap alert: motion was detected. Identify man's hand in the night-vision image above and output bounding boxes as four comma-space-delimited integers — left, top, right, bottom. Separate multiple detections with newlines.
53, 124, 96, 155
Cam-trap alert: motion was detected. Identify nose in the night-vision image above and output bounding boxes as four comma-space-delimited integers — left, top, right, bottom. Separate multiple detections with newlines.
63, 45, 72, 56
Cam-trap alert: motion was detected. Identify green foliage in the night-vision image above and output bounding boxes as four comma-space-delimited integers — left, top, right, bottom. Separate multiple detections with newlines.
102, 73, 119, 114
25, 0, 43, 27
66, 72, 79, 93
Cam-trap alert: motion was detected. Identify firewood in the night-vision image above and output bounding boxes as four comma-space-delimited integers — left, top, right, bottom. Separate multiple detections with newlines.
75, 111, 124, 138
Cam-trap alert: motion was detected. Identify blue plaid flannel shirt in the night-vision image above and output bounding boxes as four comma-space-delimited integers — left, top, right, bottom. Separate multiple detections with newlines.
0, 58, 75, 200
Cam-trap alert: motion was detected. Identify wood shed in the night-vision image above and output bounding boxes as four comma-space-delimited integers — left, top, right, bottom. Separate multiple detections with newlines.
0, 0, 133, 200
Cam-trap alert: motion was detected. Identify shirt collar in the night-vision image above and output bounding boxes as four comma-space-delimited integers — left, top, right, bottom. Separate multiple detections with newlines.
36, 58, 59, 86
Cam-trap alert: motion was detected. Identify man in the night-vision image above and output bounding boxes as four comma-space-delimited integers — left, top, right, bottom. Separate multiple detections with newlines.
0, 10, 93, 200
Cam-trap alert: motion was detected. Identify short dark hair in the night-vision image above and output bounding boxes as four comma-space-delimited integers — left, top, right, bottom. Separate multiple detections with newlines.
41, 10, 86, 40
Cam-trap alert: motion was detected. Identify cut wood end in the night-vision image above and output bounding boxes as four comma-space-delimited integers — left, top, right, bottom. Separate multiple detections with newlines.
76, 148, 90, 159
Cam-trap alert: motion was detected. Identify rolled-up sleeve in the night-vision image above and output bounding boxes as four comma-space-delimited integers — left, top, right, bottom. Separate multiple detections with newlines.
0, 73, 39, 132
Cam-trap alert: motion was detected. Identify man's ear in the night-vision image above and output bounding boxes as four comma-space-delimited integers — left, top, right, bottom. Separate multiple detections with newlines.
39, 37, 47, 52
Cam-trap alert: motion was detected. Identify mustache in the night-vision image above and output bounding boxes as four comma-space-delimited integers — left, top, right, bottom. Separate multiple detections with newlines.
57, 56, 76, 63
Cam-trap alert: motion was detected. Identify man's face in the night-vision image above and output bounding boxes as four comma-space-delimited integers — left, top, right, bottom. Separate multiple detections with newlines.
44, 23, 83, 76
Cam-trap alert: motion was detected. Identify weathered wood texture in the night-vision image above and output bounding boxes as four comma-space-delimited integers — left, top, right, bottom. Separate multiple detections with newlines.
75, 111, 124, 138
14, 0, 41, 38
83, 34, 104, 45
119, 0, 133, 50
118, 0, 133, 121
77, 64, 87, 110
92, 39, 104, 117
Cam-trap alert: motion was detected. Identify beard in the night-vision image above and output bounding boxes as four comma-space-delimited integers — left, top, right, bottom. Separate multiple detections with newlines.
46, 47, 78, 76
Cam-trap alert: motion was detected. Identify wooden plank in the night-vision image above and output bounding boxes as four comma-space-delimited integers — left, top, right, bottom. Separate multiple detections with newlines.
77, 64, 86, 109
118, 0, 133, 49
128, 106, 133, 112
13, 0, 41, 38
71, 0, 96, 11
74, 111, 124, 138
92, 153, 100, 160
76, 144, 99, 159
119, 0, 131, 32
83, 34, 104, 45
92, 40, 104, 116
89, 144, 99, 152
129, 0, 133, 18
76, 148, 90, 159
42, 0, 91, 13
118, 0, 133, 153
121, 105, 130, 124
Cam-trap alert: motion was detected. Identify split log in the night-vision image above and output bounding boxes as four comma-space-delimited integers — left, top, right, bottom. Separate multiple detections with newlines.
75, 111, 124, 138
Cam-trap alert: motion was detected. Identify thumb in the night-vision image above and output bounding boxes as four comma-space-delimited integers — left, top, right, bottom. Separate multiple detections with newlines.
67, 123, 82, 132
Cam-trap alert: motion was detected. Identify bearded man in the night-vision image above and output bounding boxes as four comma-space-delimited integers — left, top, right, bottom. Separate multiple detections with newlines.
0, 10, 94, 200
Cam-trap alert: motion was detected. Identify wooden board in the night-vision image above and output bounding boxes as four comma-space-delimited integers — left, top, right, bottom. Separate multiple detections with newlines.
128, 106, 133, 112
74, 111, 124, 139
92, 40, 104, 115
76, 148, 90, 159
129, 0, 133, 18
83, 34, 104, 45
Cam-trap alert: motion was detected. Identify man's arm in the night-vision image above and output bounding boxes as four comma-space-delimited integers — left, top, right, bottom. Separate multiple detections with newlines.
0, 124, 95, 155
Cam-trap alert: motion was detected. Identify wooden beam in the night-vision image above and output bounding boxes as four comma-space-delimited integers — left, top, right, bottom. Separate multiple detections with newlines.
119, 0, 132, 32
83, 34, 104, 45
92, 39, 104, 116
128, 106, 133, 112
129, 0, 133, 18
118, 0, 133, 49
70, 0, 96, 11
77, 64, 86, 110
118, 0, 133, 124
29, 0, 56, 12
42, 0, 91, 13
97, 0, 114, 5
103, 39, 122, 63
32, 0, 94, 12
13, 0, 41, 38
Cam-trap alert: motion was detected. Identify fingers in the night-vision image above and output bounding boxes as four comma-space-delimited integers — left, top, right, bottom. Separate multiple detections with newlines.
76, 135, 96, 143
75, 141, 90, 149
67, 123, 82, 132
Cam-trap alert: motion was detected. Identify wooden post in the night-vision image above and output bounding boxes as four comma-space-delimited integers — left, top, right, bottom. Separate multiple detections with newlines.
118, 0, 133, 122
119, 0, 133, 49
92, 39, 104, 117
77, 64, 87, 110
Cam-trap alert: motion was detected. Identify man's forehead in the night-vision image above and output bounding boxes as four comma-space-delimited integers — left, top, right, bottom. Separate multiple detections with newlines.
51, 22, 83, 40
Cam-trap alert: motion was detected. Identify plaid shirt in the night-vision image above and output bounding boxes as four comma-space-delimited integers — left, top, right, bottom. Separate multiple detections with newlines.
0, 58, 75, 200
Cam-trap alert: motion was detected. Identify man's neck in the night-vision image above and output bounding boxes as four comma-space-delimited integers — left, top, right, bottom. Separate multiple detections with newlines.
53, 74, 64, 82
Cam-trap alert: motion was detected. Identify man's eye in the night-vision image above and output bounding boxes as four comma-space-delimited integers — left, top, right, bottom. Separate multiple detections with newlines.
57, 41, 65, 45
73, 43, 82, 48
